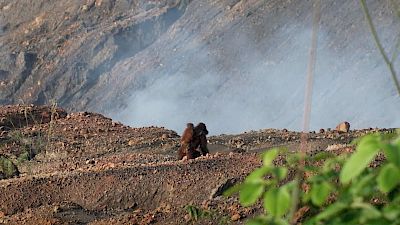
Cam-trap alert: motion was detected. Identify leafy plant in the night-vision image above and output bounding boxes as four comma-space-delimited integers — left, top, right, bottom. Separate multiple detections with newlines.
225, 131, 400, 224
184, 205, 231, 225
0, 155, 19, 179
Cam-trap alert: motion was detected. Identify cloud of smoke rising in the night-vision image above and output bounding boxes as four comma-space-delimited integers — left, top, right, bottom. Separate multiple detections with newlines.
115, 1, 400, 135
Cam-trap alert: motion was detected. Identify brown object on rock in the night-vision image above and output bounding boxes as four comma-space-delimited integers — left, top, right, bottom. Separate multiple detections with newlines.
231, 213, 241, 221
335, 121, 350, 133
319, 128, 325, 133
191, 122, 209, 157
178, 123, 194, 160
177, 122, 210, 160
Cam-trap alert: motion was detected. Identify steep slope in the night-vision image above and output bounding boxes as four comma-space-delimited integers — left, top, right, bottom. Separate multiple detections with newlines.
0, 0, 183, 107
1, 0, 399, 134
94, 0, 400, 134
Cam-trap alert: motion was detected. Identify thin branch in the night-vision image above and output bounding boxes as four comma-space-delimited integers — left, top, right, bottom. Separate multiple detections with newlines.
391, 35, 400, 63
360, 0, 400, 96
288, 0, 321, 223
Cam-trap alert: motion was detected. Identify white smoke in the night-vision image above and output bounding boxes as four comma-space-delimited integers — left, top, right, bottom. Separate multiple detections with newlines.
115, 1, 400, 135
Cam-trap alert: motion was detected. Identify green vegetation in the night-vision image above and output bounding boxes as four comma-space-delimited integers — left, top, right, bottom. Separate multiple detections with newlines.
225, 131, 400, 224
0, 155, 19, 179
184, 205, 231, 225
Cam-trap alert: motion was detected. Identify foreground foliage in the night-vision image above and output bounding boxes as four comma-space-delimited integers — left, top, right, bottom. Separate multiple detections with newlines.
225, 131, 400, 225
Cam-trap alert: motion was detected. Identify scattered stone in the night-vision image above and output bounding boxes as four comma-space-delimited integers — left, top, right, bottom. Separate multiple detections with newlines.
128, 140, 136, 146
231, 213, 241, 221
335, 121, 350, 133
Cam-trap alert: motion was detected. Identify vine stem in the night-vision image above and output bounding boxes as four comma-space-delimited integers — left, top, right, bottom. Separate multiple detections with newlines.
288, 0, 321, 223
360, 0, 400, 96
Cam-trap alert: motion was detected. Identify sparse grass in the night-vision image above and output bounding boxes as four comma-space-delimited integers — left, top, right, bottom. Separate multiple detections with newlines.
0, 155, 19, 179
0, 103, 60, 177
184, 205, 231, 225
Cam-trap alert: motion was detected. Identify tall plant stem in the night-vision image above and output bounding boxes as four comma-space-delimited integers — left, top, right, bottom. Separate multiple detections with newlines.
360, 0, 400, 96
288, 0, 321, 223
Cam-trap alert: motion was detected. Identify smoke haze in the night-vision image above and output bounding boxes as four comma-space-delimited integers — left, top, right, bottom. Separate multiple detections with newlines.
115, 0, 400, 135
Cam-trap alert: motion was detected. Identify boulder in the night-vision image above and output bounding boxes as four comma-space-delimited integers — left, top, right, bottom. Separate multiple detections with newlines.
335, 121, 350, 133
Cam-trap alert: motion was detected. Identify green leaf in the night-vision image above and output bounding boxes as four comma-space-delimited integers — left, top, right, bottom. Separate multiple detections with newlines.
247, 216, 290, 225
273, 167, 288, 181
377, 163, 400, 193
262, 148, 279, 167
263, 186, 291, 218
311, 181, 332, 206
383, 143, 400, 167
315, 202, 347, 221
351, 202, 381, 222
340, 135, 381, 184
383, 204, 400, 221
309, 152, 336, 161
223, 183, 242, 197
246, 167, 270, 182
246, 216, 268, 225
349, 173, 375, 196
239, 182, 265, 206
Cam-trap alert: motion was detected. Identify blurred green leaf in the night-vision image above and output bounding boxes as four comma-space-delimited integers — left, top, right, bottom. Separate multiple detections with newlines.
340, 135, 381, 184
377, 163, 400, 193
262, 148, 279, 167
273, 167, 288, 181
383, 204, 400, 221
223, 183, 242, 197
264, 186, 290, 218
246, 167, 270, 182
309, 152, 336, 162
247, 216, 290, 225
311, 181, 332, 206
383, 143, 400, 167
240, 182, 265, 207
246, 216, 268, 225
351, 202, 381, 223
350, 173, 375, 196
315, 202, 347, 221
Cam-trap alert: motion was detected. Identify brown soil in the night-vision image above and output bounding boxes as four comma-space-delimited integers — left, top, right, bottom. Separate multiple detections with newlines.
0, 105, 393, 224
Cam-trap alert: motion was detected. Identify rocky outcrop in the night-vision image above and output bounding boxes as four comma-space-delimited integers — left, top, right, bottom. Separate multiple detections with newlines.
335, 121, 350, 133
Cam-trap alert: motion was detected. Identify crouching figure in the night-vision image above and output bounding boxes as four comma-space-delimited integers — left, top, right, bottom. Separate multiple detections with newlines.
178, 122, 209, 160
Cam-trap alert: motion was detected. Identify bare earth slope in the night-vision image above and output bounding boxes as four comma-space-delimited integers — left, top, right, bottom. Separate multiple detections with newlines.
0, 0, 183, 109
0, 105, 393, 224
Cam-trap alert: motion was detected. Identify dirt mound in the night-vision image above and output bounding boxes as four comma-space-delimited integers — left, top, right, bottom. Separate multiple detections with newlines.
0, 105, 394, 224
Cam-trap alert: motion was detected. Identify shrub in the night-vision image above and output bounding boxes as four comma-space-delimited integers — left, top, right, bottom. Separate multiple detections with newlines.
225, 131, 400, 224
0, 155, 19, 179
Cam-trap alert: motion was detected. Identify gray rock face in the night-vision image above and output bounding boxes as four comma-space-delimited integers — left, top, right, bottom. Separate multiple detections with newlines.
0, 0, 184, 108
1, 0, 399, 133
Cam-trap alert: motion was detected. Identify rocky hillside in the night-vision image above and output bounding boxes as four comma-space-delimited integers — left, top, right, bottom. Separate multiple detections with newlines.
0, 105, 392, 224
1, 0, 399, 133
0, 0, 183, 107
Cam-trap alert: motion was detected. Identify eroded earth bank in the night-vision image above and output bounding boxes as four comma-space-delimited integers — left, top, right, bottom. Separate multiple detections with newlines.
0, 105, 393, 224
